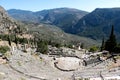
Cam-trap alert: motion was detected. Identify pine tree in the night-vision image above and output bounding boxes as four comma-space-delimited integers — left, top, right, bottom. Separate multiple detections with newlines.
105, 25, 117, 52
100, 37, 105, 51
37, 41, 48, 54
8, 35, 11, 46
14, 34, 18, 45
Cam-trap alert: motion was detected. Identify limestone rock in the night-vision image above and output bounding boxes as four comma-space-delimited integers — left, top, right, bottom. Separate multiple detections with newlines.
0, 6, 17, 34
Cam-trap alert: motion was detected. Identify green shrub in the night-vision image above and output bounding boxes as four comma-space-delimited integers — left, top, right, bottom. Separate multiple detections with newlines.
89, 46, 99, 52
55, 43, 62, 48
36, 41, 48, 54
18, 38, 28, 44
51, 42, 62, 48
0, 34, 29, 45
0, 46, 10, 54
0, 34, 15, 41
65, 44, 73, 48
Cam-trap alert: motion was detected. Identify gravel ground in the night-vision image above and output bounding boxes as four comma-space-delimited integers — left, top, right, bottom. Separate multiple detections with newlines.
0, 48, 120, 80
7, 49, 73, 80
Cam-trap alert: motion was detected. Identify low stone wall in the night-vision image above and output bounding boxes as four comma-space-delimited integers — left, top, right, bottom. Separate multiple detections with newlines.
54, 62, 75, 72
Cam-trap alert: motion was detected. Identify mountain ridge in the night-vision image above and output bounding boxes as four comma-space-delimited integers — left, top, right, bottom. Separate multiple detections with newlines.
8, 7, 120, 42
74, 8, 120, 41
8, 8, 89, 32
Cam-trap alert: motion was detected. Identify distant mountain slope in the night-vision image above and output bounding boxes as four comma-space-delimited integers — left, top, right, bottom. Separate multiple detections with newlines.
7, 9, 38, 23
25, 23, 98, 48
8, 8, 88, 33
74, 8, 120, 41
8, 8, 98, 48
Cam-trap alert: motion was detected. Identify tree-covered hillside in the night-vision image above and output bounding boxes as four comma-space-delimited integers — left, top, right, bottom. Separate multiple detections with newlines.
74, 8, 120, 41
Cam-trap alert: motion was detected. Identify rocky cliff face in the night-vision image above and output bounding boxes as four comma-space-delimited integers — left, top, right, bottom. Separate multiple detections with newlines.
0, 6, 17, 34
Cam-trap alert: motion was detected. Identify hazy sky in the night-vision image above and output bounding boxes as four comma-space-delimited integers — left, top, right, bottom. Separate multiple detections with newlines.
0, 0, 120, 12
